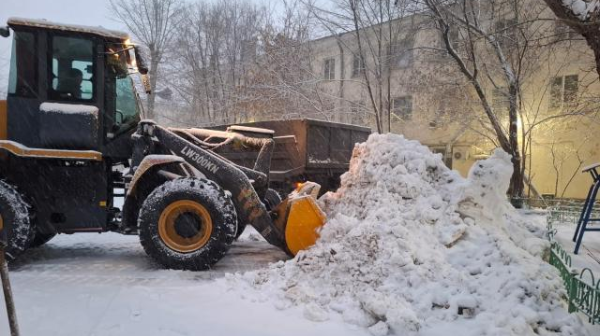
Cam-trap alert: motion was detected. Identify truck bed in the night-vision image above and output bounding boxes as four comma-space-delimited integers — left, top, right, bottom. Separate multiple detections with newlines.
211, 119, 371, 195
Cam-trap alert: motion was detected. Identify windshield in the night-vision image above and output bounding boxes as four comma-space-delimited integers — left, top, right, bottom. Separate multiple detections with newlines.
106, 44, 141, 134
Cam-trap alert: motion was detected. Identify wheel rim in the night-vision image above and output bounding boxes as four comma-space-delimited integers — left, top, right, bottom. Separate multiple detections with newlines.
158, 200, 213, 253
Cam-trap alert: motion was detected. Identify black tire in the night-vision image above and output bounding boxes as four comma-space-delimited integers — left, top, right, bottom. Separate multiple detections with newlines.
138, 178, 237, 270
0, 180, 33, 260
235, 188, 282, 239
29, 231, 57, 248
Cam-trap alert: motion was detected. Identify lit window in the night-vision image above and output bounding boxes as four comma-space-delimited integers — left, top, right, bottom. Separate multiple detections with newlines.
550, 75, 578, 110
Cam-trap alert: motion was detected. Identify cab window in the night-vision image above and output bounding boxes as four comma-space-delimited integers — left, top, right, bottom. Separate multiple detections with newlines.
106, 45, 140, 134
49, 35, 94, 101
8, 31, 37, 98
115, 76, 140, 127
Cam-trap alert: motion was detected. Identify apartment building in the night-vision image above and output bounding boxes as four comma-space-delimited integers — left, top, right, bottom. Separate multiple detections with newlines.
303, 2, 600, 199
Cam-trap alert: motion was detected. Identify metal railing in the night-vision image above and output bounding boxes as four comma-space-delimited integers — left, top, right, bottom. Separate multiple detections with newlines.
540, 198, 600, 224
547, 217, 600, 325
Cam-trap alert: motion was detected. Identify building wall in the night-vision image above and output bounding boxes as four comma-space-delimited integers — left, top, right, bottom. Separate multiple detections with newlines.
304, 3, 600, 199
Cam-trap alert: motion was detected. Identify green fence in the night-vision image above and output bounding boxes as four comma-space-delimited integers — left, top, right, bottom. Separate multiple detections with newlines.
547, 219, 600, 325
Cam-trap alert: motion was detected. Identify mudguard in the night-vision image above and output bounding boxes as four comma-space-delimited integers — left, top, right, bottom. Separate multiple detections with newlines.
122, 155, 194, 231
127, 154, 187, 196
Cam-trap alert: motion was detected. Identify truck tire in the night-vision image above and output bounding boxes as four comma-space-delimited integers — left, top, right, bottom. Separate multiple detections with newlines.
235, 188, 281, 239
0, 180, 33, 260
29, 231, 57, 248
138, 178, 237, 270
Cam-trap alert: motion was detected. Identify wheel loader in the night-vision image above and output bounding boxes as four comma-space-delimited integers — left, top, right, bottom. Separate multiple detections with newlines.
0, 18, 326, 270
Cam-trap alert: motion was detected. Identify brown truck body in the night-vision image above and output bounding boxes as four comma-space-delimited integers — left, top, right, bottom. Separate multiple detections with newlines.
211, 119, 371, 195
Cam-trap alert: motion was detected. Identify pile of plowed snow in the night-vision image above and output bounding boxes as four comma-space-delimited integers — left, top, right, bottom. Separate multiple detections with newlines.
228, 134, 586, 336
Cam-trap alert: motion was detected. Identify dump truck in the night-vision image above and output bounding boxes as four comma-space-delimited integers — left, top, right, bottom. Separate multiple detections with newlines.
0, 18, 327, 270
210, 119, 371, 196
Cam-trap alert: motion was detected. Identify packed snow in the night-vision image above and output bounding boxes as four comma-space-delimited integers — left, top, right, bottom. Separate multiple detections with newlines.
228, 133, 587, 336
1, 231, 369, 336
40, 102, 99, 116
562, 0, 600, 21
8, 17, 129, 39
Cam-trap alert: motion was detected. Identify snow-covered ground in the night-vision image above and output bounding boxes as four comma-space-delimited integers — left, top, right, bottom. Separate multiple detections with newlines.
554, 222, 600, 287
0, 229, 370, 336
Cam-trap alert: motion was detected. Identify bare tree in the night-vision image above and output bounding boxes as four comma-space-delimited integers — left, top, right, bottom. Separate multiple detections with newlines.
167, 0, 268, 125
416, 0, 600, 204
311, 0, 419, 133
241, 1, 343, 122
165, 0, 342, 126
109, 0, 183, 119
418, 0, 545, 205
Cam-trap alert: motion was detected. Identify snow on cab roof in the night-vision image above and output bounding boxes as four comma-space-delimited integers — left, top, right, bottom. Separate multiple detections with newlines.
7, 17, 129, 40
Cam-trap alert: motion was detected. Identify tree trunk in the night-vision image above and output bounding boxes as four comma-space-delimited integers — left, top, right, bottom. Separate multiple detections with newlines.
507, 84, 524, 207
586, 35, 600, 79
147, 47, 160, 120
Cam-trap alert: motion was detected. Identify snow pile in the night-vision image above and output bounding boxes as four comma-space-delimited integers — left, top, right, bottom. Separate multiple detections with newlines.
228, 133, 586, 336
562, 0, 600, 21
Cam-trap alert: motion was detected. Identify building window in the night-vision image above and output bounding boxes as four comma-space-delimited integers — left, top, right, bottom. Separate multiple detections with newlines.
389, 40, 414, 69
392, 96, 413, 121
492, 87, 510, 114
439, 28, 460, 57
550, 75, 578, 110
555, 22, 578, 41
352, 54, 365, 77
495, 19, 518, 49
323, 57, 335, 80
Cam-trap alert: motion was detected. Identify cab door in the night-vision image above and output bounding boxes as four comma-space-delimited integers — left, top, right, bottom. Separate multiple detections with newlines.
6, 29, 41, 146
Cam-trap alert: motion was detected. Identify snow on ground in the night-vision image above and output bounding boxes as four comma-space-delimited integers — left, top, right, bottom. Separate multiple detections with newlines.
523, 211, 600, 334
554, 222, 600, 286
229, 134, 588, 336
0, 230, 369, 336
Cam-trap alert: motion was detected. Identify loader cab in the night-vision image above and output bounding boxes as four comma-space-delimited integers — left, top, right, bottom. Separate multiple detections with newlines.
3, 18, 142, 159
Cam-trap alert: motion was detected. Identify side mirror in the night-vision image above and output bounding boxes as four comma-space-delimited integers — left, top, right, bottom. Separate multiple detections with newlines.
133, 46, 149, 75
0, 26, 10, 38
